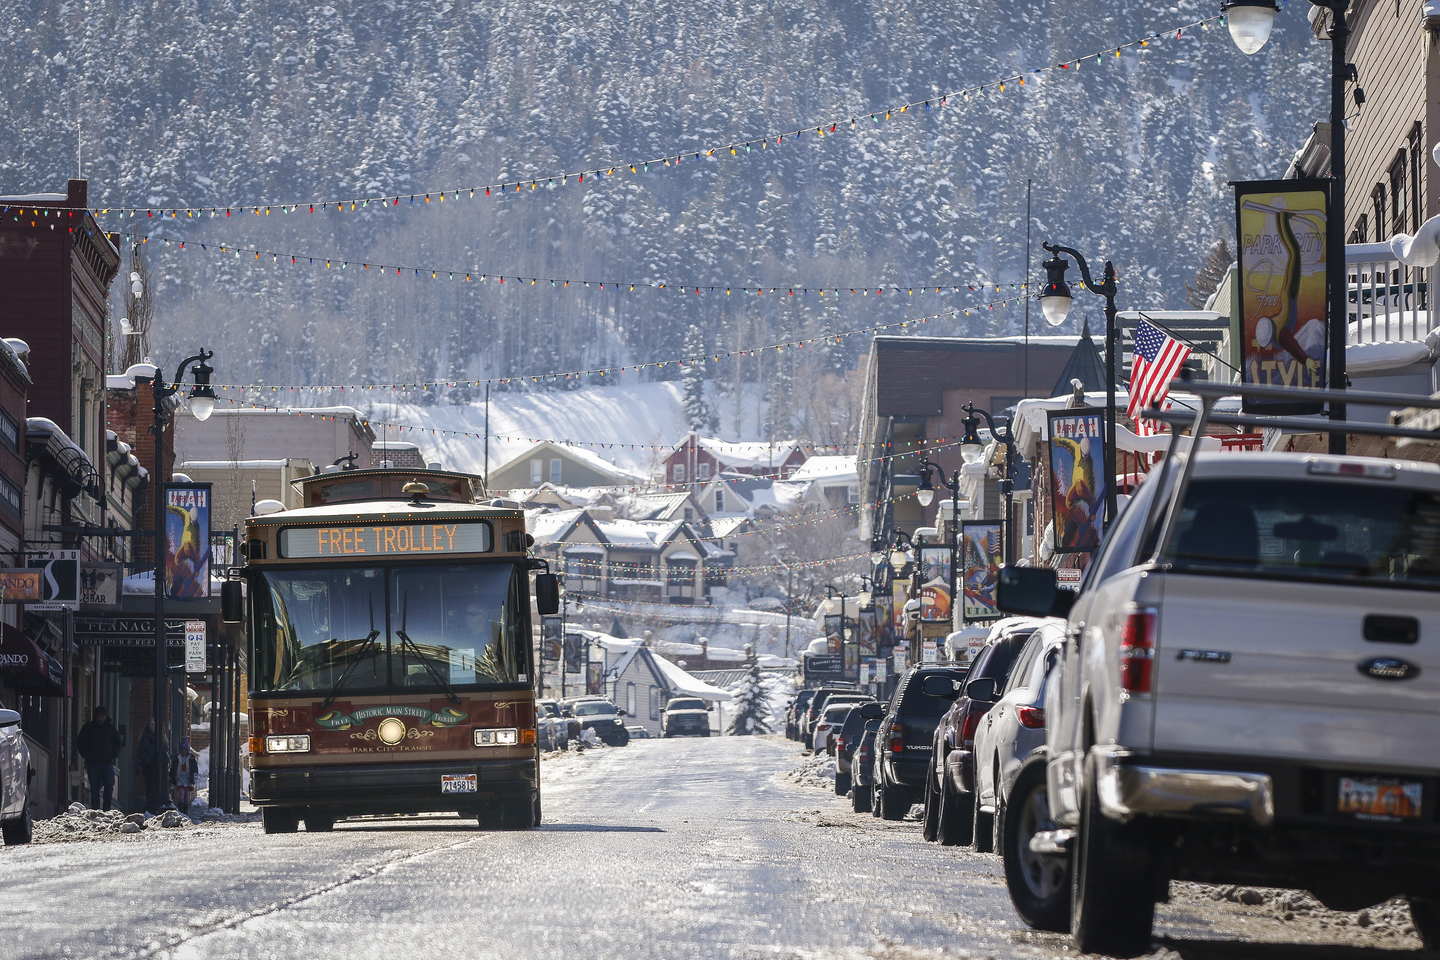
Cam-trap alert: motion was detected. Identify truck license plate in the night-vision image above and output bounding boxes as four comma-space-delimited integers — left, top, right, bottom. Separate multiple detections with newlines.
1338, 776, 1422, 821
441, 774, 477, 794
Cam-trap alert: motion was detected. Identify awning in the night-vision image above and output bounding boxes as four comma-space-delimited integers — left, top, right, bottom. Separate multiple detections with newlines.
0, 624, 65, 696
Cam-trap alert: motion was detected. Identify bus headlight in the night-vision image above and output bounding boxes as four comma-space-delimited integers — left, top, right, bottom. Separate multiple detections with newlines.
264, 735, 311, 754
474, 727, 518, 747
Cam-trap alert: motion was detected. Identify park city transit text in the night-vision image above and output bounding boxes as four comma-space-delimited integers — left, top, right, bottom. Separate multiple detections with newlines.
315, 524, 461, 555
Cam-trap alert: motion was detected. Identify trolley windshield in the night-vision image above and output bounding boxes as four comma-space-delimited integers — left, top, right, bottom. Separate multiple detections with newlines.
251, 563, 529, 694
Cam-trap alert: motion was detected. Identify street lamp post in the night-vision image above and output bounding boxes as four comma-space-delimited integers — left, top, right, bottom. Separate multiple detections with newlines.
1038, 243, 1120, 527
914, 456, 960, 626
150, 349, 216, 813
1220, 0, 1348, 453
771, 553, 794, 660
957, 402, 1021, 566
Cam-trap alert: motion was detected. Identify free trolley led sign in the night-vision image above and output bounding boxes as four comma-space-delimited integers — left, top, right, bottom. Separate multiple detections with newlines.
279, 521, 492, 559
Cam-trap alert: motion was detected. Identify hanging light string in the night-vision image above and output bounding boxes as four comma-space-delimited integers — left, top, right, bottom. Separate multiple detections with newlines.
553, 552, 873, 577
210, 297, 1029, 394
118, 230, 1025, 301
55, 15, 1220, 221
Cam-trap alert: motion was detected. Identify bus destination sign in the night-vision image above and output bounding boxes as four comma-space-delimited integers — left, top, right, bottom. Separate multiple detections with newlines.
280, 521, 492, 559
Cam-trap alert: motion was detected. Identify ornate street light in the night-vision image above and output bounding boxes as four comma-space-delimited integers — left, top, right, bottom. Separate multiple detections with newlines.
1040, 242, 1121, 528
1039, 250, 1074, 328
149, 348, 216, 812
1222, 0, 1279, 55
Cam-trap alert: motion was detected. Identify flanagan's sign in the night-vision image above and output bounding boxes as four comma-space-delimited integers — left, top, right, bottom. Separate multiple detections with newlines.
314, 706, 469, 730
280, 521, 492, 559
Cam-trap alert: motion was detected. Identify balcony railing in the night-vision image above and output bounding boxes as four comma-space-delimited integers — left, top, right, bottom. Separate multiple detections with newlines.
1346, 242, 1434, 344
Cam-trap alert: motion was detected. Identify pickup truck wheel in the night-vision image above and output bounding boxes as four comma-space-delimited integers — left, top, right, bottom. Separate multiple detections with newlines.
1002, 757, 1070, 932
870, 781, 882, 818
852, 779, 872, 814
921, 765, 940, 841
972, 794, 995, 854
1408, 897, 1440, 949
936, 773, 974, 846
835, 772, 850, 796
1070, 756, 1155, 957
1, 808, 32, 845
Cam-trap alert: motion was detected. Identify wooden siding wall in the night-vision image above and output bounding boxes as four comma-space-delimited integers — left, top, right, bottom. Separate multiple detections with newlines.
1344, 1, 1438, 239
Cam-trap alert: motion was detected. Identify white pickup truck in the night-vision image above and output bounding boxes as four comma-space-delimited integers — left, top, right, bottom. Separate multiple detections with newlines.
997, 380, 1440, 957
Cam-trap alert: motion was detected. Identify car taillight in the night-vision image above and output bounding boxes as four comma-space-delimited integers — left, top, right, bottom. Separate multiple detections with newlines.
889, 727, 904, 753
1120, 608, 1158, 693
836, 735, 846, 753
1016, 705, 1045, 729
960, 705, 983, 744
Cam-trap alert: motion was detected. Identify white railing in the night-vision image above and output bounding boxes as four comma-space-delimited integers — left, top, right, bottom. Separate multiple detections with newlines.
1346, 241, 1436, 344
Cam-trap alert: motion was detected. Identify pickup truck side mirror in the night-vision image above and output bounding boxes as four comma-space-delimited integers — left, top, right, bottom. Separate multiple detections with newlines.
965, 677, 1001, 703
921, 675, 962, 700
859, 701, 885, 719
996, 567, 1076, 619
0, 708, 20, 728
533, 573, 560, 616
864, 719, 881, 732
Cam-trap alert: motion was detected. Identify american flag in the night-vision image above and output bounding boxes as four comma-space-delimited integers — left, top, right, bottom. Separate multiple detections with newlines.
1127, 318, 1190, 436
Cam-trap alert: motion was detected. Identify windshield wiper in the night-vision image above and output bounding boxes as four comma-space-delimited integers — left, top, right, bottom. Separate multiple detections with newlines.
320, 600, 381, 711
396, 592, 461, 704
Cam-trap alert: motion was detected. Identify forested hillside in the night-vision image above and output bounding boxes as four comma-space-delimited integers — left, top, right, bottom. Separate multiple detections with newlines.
1, 0, 1325, 433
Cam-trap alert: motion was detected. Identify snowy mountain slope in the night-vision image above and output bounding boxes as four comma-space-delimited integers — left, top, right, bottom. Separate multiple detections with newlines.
2, 0, 1325, 407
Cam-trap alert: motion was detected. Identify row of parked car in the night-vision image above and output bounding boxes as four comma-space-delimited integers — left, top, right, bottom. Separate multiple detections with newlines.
786, 433, 1440, 957
537, 695, 714, 749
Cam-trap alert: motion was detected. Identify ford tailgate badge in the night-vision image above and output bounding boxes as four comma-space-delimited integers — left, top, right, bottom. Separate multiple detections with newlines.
1357, 657, 1421, 681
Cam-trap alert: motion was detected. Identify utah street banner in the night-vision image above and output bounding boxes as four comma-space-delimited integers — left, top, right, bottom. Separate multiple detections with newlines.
1048, 409, 1107, 554
165, 483, 212, 599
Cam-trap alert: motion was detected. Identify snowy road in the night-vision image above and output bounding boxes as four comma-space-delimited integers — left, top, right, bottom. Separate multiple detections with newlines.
0, 736, 1425, 959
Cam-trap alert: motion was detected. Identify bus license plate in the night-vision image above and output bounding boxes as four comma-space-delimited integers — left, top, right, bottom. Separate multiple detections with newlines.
441, 774, 477, 794
1338, 776, 1422, 821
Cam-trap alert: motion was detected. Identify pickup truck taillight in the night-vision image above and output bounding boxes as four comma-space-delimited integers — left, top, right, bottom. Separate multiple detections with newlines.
1119, 608, 1158, 693
1016, 705, 1045, 729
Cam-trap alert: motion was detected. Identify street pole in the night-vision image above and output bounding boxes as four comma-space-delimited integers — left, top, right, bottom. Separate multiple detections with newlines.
1324, 1, 1349, 454
1039, 244, 1120, 527
772, 553, 793, 660
148, 350, 215, 813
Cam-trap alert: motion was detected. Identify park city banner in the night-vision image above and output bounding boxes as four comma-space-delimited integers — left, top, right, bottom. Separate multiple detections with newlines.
164, 483, 212, 599
1235, 179, 1330, 415
1047, 409, 1107, 554
960, 522, 1002, 622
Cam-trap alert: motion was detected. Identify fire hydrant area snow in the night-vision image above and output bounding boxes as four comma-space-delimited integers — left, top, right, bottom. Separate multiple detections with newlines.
0, 737, 1423, 959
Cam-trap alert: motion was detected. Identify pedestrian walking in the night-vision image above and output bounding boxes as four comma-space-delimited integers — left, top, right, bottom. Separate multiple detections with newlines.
75, 706, 123, 811
171, 737, 200, 811
135, 719, 163, 813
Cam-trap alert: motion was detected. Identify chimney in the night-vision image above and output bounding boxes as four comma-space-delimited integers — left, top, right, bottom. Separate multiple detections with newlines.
67, 179, 87, 209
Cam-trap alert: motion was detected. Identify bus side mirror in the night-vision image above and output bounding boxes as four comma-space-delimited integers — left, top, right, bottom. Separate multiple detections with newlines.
221, 580, 244, 624
534, 573, 560, 616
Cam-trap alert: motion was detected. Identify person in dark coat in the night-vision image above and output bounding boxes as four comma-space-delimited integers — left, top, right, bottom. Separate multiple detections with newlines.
75, 706, 123, 811
135, 719, 163, 813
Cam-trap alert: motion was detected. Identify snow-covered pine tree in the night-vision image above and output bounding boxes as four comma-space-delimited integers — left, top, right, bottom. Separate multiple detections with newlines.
681, 324, 717, 432
727, 659, 772, 736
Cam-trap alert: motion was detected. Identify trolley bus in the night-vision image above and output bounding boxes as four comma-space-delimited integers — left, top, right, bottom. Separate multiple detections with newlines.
224, 466, 558, 834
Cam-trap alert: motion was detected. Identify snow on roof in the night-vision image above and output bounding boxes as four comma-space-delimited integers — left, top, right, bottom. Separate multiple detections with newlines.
709, 516, 750, 538
0, 193, 66, 202
491, 440, 648, 485
561, 543, 606, 556
106, 362, 159, 390
649, 653, 734, 700
372, 440, 421, 451
527, 508, 584, 542
694, 437, 800, 470
666, 548, 700, 561
595, 517, 668, 548
180, 459, 304, 469
787, 455, 857, 482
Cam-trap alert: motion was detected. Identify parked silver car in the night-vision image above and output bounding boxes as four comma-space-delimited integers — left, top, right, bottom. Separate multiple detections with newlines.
971, 622, 1064, 852
0, 707, 32, 845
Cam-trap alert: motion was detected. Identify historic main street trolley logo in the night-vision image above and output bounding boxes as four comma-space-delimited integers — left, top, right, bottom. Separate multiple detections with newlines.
315, 706, 469, 731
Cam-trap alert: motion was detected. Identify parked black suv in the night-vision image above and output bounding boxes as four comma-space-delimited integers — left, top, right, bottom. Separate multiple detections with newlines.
871, 664, 969, 821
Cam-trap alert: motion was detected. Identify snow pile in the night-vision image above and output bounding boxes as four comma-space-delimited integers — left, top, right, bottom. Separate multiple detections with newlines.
782, 752, 836, 789
33, 804, 193, 843
1175, 883, 1420, 943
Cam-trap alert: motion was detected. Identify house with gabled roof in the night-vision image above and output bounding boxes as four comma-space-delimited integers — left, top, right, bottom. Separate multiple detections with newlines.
489, 440, 646, 493
528, 507, 732, 606
660, 431, 808, 487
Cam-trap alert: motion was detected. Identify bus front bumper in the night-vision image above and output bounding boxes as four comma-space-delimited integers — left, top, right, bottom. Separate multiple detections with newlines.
250, 758, 537, 814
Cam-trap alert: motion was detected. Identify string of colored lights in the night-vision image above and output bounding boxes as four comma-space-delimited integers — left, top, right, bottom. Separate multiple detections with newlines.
552, 552, 873, 577
209, 298, 1032, 393
118, 230, 1024, 301
55, 14, 1222, 219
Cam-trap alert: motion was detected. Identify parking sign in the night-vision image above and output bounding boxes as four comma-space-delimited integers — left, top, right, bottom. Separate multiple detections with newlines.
185, 621, 207, 673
